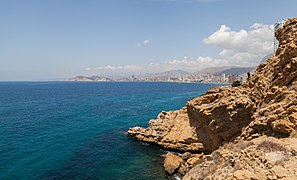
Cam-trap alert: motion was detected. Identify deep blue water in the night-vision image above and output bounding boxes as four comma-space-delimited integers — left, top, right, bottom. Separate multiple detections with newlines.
0, 82, 220, 180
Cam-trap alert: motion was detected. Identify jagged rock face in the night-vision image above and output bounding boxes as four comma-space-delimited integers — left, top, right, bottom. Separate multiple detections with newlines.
128, 108, 204, 152
187, 86, 256, 151
128, 17, 297, 153
240, 18, 297, 139
128, 86, 256, 152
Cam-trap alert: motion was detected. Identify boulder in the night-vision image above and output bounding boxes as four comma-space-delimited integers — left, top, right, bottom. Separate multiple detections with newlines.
178, 163, 189, 175
181, 152, 192, 160
163, 153, 183, 175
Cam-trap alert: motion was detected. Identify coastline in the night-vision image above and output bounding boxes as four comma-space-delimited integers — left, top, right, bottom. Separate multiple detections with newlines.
127, 17, 297, 179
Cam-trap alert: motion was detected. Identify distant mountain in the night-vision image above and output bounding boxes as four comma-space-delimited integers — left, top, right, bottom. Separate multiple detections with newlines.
260, 54, 273, 63
68, 76, 113, 82
69, 67, 255, 82
154, 70, 190, 77
214, 67, 255, 76
140, 70, 190, 78
193, 66, 233, 76
194, 66, 255, 76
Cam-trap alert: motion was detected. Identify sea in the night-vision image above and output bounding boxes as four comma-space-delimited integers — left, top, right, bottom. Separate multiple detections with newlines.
0, 82, 222, 180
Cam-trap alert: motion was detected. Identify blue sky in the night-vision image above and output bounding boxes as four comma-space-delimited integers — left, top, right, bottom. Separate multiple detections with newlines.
0, 0, 297, 80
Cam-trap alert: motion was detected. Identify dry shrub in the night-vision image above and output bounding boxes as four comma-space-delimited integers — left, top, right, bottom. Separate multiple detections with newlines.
256, 140, 288, 153
197, 164, 218, 180
211, 150, 221, 164
257, 140, 297, 156
222, 142, 235, 150
236, 140, 253, 150
222, 140, 253, 153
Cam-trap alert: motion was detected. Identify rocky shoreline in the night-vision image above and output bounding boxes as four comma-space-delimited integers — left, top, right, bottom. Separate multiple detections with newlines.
128, 17, 297, 179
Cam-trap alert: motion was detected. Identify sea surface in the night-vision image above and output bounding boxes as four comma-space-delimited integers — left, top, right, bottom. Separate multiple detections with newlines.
0, 82, 222, 180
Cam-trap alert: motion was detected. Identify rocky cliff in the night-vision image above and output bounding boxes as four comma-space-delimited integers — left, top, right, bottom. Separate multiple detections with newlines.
183, 136, 297, 179
128, 17, 297, 178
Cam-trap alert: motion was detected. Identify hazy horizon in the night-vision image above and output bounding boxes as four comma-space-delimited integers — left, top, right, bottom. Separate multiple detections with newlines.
1, 0, 297, 80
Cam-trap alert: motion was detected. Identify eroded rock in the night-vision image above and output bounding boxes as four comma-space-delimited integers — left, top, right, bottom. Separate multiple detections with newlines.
128, 16, 297, 180
128, 17, 297, 153
128, 108, 204, 152
163, 153, 183, 175
183, 136, 297, 180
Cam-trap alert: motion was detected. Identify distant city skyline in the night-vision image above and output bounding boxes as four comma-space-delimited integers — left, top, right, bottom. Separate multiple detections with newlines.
1, 0, 297, 80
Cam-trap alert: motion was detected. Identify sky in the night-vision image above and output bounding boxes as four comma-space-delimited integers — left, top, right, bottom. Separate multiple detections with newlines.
0, 0, 297, 80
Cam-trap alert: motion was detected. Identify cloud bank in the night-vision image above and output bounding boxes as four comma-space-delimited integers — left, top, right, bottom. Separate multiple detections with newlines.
85, 56, 228, 76
204, 23, 274, 66
86, 23, 274, 76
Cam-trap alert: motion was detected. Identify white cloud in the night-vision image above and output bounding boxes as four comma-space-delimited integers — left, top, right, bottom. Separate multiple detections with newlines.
204, 23, 274, 66
85, 22, 274, 76
143, 39, 150, 44
136, 39, 151, 47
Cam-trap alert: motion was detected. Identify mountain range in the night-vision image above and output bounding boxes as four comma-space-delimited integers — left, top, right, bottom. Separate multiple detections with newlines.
69, 66, 255, 82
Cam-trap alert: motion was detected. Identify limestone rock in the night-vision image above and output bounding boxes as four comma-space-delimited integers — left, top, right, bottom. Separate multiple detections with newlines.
187, 86, 255, 151
128, 16, 297, 179
270, 166, 289, 179
183, 136, 297, 180
240, 17, 297, 139
128, 17, 297, 152
163, 153, 183, 175
128, 85, 255, 152
181, 152, 192, 160
186, 155, 202, 168
233, 169, 255, 180
128, 108, 204, 152
178, 163, 190, 175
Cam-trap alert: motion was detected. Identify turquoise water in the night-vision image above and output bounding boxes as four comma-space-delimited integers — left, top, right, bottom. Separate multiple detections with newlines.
0, 82, 219, 180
